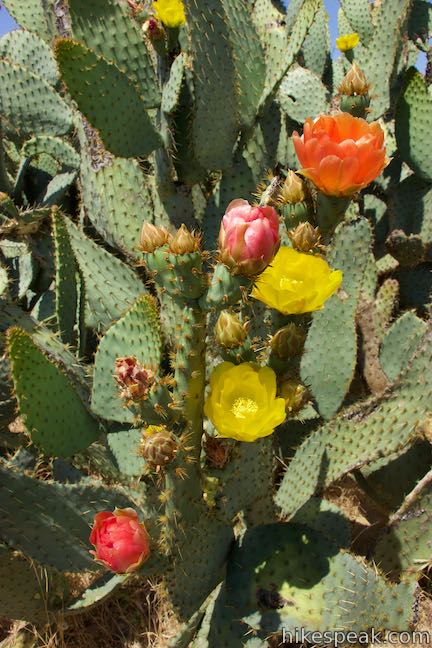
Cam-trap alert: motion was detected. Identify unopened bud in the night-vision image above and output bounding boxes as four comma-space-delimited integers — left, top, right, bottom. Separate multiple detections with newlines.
219, 199, 280, 277
288, 222, 322, 253
339, 63, 370, 96
142, 17, 165, 40
214, 310, 248, 349
168, 224, 201, 254
204, 435, 230, 468
139, 425, 178, 468
114, 357, 155, 401
279, 171, 307, 205
140, 222, 171, 253
278, 380, 308, 415
271, 324, 306, 359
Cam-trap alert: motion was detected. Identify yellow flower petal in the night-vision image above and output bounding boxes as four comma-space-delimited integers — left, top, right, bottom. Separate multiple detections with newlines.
336, 33, 360, 52
204, 362, 286, 442
251, 247, 342, 315
153, 0, 186, 28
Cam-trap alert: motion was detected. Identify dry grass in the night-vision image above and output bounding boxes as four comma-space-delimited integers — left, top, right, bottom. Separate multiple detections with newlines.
0, 579, 181, 648
324, 474, 389, 555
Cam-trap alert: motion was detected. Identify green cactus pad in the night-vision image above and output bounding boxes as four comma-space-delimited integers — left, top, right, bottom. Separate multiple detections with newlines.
356, 0, 412, 119
278, 65, 328, 123
52, 209, 79, 347
222, 0, 266, 130
362, 441, 432, 512
0, 543, 68, 623
184, 0, 238, 170
260, 0, 321, 107
22, 136, 80, 171
380, 311, 427, 382
374, 481, 432, 579
276, 326, 432, 519
301, 218, 372, 420
64, 216, 145, 332
162, 53, 186, 115
165, 506, 234, 620
340, 0, 374, 45
0, 462, 136, 571
396, 68, 432, 182
374, 278, 399, 337
190, 583, 250, 647
302, 1, 330, 79
6, 327, 99, 456
1, 0, 52, 41
106, 429, 146, 477
68, 0, 160, 108
291, 497, 351, 548
393, 170, 432, 249
55, 39, 162, 158
67, 572, 128, 612
91, 295, 162, 423
1, 300, 89, 393
226, 523, 415, 635
0, 30, 58, 85
213, 438, 275, 526
80, 155, 153, 259
0, 60, 73, 136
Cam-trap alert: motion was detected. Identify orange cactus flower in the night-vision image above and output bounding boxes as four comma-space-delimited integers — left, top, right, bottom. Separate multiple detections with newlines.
293, 113, 388, 197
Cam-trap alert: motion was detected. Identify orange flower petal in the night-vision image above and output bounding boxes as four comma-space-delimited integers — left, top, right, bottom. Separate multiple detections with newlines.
293, 113, 386, 196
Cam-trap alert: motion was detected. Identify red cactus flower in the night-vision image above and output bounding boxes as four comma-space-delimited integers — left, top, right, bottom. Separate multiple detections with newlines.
90, 508, 151, 574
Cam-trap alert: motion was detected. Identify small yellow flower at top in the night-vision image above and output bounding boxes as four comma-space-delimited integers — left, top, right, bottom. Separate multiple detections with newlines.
204, 362, 286, 442
251, 247, 342, 315
336, 32, 360, 52
152, 0, 186, 28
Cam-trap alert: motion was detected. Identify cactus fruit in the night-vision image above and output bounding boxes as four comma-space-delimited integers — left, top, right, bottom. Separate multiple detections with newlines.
0, 0, 431, 643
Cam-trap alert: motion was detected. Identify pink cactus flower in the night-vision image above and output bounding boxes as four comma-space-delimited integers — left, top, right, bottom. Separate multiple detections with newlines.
90, 508, 151, 574
218, 199, 280, 277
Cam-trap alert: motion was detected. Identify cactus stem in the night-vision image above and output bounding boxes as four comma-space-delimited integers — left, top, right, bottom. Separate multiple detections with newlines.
0, 118, 12, 195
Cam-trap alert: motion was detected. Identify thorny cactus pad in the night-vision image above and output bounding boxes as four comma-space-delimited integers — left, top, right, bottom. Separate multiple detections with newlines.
0, 0, 431, 645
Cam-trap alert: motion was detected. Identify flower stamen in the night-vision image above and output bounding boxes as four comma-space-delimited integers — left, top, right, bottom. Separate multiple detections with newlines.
231, 397, 259, 419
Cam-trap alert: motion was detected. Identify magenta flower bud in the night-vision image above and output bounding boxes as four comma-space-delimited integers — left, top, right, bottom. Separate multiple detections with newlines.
218, 199, 280, 277
90, 508, 151, 574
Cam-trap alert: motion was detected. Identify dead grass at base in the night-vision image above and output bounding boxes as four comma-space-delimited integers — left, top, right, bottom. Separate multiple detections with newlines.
0, 578, 181, 648
324, 475, 389, 555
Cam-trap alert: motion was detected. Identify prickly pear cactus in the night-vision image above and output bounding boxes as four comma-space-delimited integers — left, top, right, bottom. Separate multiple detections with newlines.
0, 0, 431, 645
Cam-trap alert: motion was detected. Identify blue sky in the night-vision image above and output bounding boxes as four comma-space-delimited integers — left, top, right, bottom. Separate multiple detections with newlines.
0, 0, 426, 70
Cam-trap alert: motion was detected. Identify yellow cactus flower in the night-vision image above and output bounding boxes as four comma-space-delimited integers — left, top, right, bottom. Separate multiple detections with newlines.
336, 32, 360, 52
251, 247, 342, 315
152, 0, 186, 28
204, 362, 286, 442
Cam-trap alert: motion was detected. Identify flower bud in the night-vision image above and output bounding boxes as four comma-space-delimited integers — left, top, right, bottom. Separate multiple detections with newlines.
278, 379, 308, 415
214, 310, 248, 349
279, 171, 307, 205
114, 357, 155, 401
90, 508, 150, 573
142, 17, 165, 40
140, 222, 171, 253
204, 435, 230, 468
339, 63, 370, 96
168, 224, 201, 254
218, 199, 280, 277
139, 425, 178, 468
288, 222, 322, 253
271, 324, 306, 359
